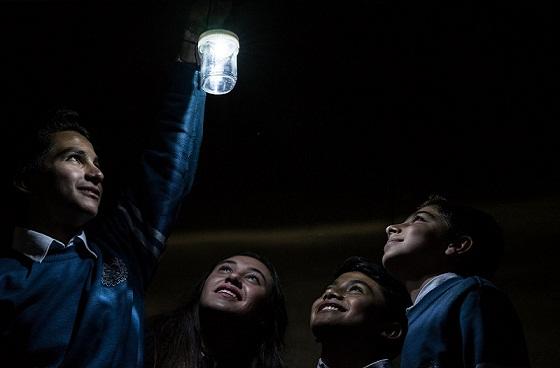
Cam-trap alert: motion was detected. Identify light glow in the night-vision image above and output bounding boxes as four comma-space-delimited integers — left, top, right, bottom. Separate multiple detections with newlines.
197, 29, 240, 95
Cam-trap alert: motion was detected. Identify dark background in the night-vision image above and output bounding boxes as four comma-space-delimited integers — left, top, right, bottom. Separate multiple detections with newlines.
2, 0, 559, 367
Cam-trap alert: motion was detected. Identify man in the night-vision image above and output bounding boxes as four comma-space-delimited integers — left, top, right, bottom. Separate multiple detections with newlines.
0, 13, 206, 367
310, 256, 411, 368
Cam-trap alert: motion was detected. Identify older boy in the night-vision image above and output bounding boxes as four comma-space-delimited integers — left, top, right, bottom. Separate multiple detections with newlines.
310, 256, 411, 368
0, 16, 206, 368
382, 195, 531, 368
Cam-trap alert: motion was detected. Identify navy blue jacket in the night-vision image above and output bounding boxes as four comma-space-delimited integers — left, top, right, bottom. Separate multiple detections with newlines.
0, 62, 206, 367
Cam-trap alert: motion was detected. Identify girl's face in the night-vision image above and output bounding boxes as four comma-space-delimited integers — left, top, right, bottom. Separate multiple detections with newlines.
200, 255, 273, 317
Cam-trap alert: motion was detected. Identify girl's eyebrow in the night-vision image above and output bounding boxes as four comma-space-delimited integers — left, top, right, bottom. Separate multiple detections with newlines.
247, 267, 267, 285
221, 260, 267, 285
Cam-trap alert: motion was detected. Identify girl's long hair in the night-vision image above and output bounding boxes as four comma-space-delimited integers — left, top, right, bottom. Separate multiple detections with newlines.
147, 251, 287, 368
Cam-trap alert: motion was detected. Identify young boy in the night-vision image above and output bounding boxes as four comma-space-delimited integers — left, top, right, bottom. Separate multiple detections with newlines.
310, 256, 411, 368
382, 195, 531, 368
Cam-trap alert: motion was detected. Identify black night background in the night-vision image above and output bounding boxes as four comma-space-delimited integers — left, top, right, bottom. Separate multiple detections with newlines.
1, 0, 559, 366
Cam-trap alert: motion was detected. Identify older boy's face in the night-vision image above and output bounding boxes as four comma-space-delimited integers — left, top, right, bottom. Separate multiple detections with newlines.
310, 271, 387, 339
34, 131, 104, 227
382, 205, 450, 279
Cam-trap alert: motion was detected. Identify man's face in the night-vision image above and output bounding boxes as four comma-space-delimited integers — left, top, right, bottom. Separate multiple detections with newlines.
34, 130, 103, 227
200, 255, 272, 318
310, 271, 387, 339
382, 205, 450, 279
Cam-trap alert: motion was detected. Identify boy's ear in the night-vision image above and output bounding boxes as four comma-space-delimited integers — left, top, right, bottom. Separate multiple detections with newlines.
445, 235, 473, 256
380, 321, 403, 341
13, 172, 33, 194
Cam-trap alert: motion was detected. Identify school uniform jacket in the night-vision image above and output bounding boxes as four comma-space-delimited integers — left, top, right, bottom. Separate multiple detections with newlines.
0, 62, 206, 368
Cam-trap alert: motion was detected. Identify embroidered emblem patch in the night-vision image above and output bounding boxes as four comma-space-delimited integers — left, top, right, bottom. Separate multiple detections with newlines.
102, 256, 128, 287
420, 361, 440, 368
420, 359, 441, 368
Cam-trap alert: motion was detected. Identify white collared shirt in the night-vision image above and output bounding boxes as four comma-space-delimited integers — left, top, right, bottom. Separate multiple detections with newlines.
317, 357, 392, 368
408, 272, 461, 311
11, 227, 97, 263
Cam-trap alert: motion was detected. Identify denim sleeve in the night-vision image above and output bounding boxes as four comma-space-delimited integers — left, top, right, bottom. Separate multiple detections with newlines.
91, 62, 206, 288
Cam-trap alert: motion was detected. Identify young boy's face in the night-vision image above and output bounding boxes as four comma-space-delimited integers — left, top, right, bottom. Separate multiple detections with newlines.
382, 205, 450, 280
310, 271, 387, 340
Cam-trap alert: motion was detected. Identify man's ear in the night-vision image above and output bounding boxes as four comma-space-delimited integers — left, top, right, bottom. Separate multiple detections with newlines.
13, 171, 33, 194
445, 235, 473, 256
380, 321, 403, 341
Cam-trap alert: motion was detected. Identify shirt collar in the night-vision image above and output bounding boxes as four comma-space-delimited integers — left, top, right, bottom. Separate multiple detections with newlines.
317, 358, 392, 368
12, 227, 97, 262
317, 358, 328, 368
408, 272, 461, 310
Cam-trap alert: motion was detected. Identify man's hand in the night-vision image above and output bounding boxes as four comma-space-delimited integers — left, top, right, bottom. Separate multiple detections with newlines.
187, 0, 233, 35
178, 0, 233, 64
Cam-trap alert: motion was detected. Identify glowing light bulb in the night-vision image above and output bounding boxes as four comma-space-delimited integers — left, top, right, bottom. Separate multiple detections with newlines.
197, 29, 239, 95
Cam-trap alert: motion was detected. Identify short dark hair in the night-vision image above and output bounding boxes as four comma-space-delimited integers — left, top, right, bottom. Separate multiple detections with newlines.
419, 194, 504, 279
334, 256, 411, 360
10, 108, 92, 227
15, 108, 91, 179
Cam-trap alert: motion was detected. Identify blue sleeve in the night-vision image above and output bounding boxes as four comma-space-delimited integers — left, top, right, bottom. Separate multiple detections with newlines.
460, 285, 531, 367
91, 62, 206, 287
